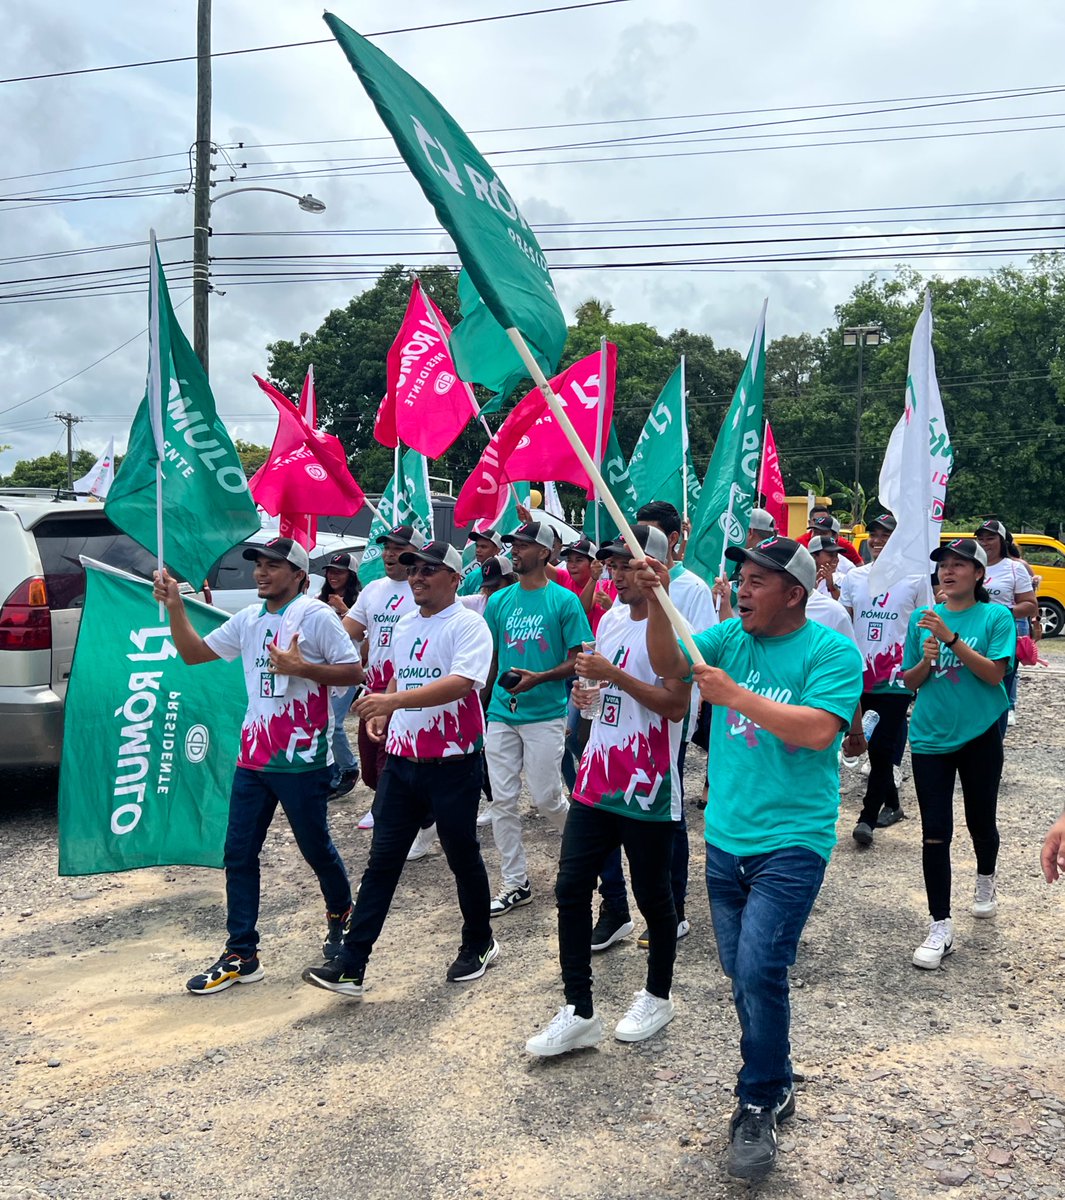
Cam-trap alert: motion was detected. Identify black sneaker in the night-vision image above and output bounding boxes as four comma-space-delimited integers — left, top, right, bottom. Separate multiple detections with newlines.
590, 906, 634, 952
329, 769, 359, 800
446, 939, 500, 982
727, 1104, 778, 1181
774, 1086, 796, 1122
852, 821, 874, 846
302, 959, 365, 997
489, 881, 532, 917
877, 805, 906, 828
186, 951, 264, 995
322, 903, 353, 960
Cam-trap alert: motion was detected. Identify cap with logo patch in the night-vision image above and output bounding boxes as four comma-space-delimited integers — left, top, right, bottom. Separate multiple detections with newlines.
481, 555, 516, 584
931, 537, 988, 567
975, 519, 1009, 542
725, 535, 817, 594
808, 513, 841, 535
867, 513, 897, 534
242, 536, 310, 574
807, 535, 841, 555
468, 527, 504, 551
502, 521, 555, 551
560, 535, 598, 560
327, 552, 354, 571
376, 524, 427, 549
595, 523, 670, 564
398, 540, 465, 573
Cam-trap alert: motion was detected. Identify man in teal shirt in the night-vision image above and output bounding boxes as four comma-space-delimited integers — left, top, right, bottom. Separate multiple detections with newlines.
483, 521, 592, 916
642, 535, 864, 1183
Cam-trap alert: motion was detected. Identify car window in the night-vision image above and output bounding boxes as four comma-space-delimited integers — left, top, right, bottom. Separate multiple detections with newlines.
1022, 547, 1065, 569
32, 515, 169, 610
211, 546, 258, 590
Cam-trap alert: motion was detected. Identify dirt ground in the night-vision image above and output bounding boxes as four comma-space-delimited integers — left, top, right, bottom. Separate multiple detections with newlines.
1, 655, 1064, 1200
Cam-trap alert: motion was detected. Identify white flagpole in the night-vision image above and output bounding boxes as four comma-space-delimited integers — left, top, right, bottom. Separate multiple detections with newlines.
592, 334, 607, 547
505, 327, 703, 664
712, 487, 738, 615
147, 230, 166, 618
757, 418, 768, 501
680, 355, 689, 528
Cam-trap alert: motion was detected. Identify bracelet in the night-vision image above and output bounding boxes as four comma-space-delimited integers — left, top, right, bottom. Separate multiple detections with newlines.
947, 632, 960, 647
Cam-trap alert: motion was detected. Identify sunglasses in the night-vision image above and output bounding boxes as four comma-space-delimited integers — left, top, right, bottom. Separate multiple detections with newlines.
406, 564, 447, 579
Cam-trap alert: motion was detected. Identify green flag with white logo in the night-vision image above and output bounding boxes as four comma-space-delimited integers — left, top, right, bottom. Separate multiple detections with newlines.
359, 447, 435, 583
583, 425, 639, 548
685, 305, 767, 584
106, 239, 260, 586
325, 13, 566, 399
58, 559, 245, 876
627, 364, 702, 517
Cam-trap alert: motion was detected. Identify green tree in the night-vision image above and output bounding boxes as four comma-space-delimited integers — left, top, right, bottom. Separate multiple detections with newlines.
234, 439, 270, 478
0, 450, 98, 489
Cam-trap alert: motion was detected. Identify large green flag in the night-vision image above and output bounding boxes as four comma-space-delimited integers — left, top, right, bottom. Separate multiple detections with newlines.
325, 13, 566, 398
58, 560, 245, 876
685, 305, 767, 584
106, 239, 259, 586
627, 363, 702, 517
359, 447, 435, 583
583, 425, 639, 547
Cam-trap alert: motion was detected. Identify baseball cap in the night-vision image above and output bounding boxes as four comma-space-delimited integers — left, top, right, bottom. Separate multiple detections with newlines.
481, 555, 515, 584
595, 523, 670, 564
931, 537, 989, 567
375, 524, 427, 549
975, 519, 1009, 542
327, 552, 354, 570
502, 521, 555, 551
560, 535, 598, 560
725, 535, 817, 594
807, 535, 841, 555
398, 540, 464, 573
867, 512, 897, 533
749, 508, 776, 533
808, 513, 841, 535
468, 527, 504, 551
242, 536, 310, 574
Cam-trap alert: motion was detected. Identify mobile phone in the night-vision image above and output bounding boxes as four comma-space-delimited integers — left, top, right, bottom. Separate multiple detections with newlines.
498, 669, 522, 691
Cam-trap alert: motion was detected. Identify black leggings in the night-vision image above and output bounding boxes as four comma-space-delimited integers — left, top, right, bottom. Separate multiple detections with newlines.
856, 691, 912, 827
911, 723, 1002, 921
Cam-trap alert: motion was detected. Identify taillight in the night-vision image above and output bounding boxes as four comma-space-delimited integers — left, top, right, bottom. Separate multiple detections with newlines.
0, 577, 52, 651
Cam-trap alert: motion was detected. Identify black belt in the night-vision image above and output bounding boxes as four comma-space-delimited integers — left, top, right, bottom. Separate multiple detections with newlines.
390, 753, 476, 765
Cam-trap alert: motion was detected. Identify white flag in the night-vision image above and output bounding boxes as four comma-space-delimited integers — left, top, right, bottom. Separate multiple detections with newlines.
543, 480, 565, 519
869, 289, 953, 598
73, 436, 116, 499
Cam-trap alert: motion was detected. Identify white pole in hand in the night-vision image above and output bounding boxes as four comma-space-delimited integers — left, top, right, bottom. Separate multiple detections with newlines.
713, 487, 738, 614
505, 327, 704, 665
147, 229, 166, 620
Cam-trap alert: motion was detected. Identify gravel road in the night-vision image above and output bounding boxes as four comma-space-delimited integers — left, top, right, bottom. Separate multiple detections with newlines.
1, 657, 1063, 1200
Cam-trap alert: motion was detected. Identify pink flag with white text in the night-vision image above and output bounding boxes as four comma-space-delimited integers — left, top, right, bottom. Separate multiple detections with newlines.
759, 419, 788, 531
375, 278, 475, 458
283, 365, 319, 549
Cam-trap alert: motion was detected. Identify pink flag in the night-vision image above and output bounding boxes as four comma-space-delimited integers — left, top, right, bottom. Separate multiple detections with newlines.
759, 419, 788, 531
375, 279, 475, 458
286, 365, 319, 549
453, 346, 616, 525
249, 374, 364, 545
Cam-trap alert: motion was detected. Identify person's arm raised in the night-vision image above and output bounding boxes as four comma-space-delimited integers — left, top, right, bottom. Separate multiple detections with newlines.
152, 569, 219, 665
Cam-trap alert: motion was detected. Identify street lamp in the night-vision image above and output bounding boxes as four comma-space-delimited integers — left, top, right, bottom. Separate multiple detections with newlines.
211, 187, 327, 213
842, 324, 883, 513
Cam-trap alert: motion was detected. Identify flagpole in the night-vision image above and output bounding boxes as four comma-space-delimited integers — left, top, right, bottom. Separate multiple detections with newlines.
712, 487, 738, 614
148, 230, 166, 619
757, 418, 768, 501
593, 334, 607, 546
680, 355, 689, 529
505, 327, 703, 664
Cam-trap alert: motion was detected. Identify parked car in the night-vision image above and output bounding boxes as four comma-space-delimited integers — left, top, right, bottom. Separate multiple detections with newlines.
206, 529, 368, 614
851, 528, 1065, 637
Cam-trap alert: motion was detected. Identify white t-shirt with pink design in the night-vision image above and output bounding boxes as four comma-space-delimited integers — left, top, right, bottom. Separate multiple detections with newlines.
572, 603, 686, 822
385, 602, 493, 759
839, 563, 924, 693
351, 576, 416, 692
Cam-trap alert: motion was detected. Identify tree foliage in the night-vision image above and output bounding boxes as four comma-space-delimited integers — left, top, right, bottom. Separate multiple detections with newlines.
0, 450, 98, 489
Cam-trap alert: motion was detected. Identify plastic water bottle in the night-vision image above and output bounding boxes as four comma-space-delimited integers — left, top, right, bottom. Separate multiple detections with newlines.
842, 709, 881, 768
578, 639, 603, 719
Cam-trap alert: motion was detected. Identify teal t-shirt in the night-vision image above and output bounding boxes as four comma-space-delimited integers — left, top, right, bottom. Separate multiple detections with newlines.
689, 618, 863, 862
903, 602, 1016, 754
484, 581, 592, 725
458, 567, 483, 597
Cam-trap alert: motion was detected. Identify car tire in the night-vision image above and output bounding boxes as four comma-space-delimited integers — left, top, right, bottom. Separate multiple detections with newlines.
1039, 598, 1064, 638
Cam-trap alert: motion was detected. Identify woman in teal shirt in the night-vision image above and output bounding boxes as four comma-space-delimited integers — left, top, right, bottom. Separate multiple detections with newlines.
902, 538, 1016, 971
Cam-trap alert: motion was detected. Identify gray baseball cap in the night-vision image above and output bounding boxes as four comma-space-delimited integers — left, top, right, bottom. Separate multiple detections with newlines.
725, 535, 817, 594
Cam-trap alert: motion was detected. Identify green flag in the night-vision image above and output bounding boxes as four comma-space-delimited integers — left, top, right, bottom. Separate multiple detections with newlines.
106, 239, 259, 586
627, 363, 702, 517
58, 560, 245, 876
457, 481, 529, 595
359, 447, 435, 583
685, 305, 767, 584
325, 13, 566, 397
583, 425, 639, 547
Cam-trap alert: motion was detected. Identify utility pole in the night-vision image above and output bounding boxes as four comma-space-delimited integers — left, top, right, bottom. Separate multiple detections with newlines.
192, 0, 212, 374
53, 412, 84, 489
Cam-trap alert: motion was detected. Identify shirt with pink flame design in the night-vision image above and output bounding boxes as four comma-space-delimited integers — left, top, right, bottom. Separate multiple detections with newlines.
351, 576, 416, 692
839, 563, 924, 693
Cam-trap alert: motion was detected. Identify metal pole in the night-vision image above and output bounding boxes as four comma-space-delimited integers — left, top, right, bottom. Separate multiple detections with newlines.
192, 0, 212, 373
854, 335, 864, 505
65, 418, 74, 489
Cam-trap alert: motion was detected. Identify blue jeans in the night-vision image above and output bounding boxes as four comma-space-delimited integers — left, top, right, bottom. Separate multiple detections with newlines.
704, 842, 827, 1109
224, 766, 351, 957
330, 687, 359, 783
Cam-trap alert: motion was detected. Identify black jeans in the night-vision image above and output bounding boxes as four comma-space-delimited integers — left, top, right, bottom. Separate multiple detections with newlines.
557, 801, 677, 1017
911, 723, 1002, 921
339, 754, 491, 971
856, 691, 912, 827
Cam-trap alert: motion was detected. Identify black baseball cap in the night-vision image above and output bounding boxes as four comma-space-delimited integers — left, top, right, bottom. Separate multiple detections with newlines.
242, 536, 310, 573
867, 513, 897, 533
595, 523, 670, 564
975, 519, 1009, 542
808, 513, 841, 535
502, 521, 555, 550
931, 537, 989, 567
807, 535, 841, 555
376, 524, 427, 548
398, 540, 464, 573
560, 535, 598, 560
481, 555, 515, 584
327, 552, 354, 570
725, 535, 817, 593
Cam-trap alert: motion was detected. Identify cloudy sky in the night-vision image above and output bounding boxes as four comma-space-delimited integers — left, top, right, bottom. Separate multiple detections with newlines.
3, 0, 1064, 473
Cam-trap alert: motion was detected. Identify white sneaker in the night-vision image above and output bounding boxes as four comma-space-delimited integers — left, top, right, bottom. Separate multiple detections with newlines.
406, 823, 437, 861
1006, 710, 1016, 727
972, 872, 998, 918
860, 759, 871, 777
357, 809, 375, 830
913, 918, 955, 969
677, 918, 691, 940
476, 806, 493, 827
526, 1005, 604, 1057
614, 988, 675, 1043
893, 765, 904, 788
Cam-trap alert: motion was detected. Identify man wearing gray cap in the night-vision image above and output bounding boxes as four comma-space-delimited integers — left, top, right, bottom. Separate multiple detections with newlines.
153, 536, 362, 995
746, 508, 776, 545
641, 535, 864, 1183
458, 526, 506, 596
